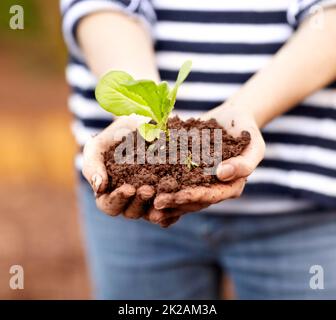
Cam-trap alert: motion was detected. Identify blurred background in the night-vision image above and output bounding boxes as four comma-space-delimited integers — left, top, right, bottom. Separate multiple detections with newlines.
0, 0, 90, 298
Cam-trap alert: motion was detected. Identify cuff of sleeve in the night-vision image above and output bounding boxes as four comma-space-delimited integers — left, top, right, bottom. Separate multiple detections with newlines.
288, 0, 336, 28
62, 0, 156, 61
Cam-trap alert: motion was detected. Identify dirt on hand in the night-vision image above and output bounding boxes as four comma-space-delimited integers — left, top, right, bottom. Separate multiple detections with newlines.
104, 116, 250, 194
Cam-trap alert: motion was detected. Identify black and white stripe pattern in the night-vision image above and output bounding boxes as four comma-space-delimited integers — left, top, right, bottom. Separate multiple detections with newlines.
61, 0, 336, 210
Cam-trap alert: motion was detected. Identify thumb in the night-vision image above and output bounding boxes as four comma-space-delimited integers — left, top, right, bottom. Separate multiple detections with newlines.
82, 137, 109, 193
216, 156, 253, 182
216, 129, 265, 182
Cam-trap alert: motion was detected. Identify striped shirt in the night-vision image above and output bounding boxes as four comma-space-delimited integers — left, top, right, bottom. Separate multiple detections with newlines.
61, 0, 336, 214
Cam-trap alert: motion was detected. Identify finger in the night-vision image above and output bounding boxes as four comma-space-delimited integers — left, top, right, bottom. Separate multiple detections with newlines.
146, 206, 184, 224
149, 202, 208, 227
123, 185, 155, 219
155, 182, 243, 209
217, 128, 265, 182
146, 207, 167, 224
156, 203, 208, 223
168, 203, 209, 215
154, 187, 211, 209
96, 184, 135, 216
159, 216, 180, 228
155, 180, 245, 210
154, 193, 178, 210
142, 212, 150, 221
173, 188, 205, 205
193, 180, 245, 204
82, 121, 136, 193
82, 137, 109, 194
149, 208, 180, 223
157, 202, 210, 227
154, 188, 208, 209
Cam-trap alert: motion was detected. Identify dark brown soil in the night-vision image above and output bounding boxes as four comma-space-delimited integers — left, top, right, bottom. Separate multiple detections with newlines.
104, 116, 250, 194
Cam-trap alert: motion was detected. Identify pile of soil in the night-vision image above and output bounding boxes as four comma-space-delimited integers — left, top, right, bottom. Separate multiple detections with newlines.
104, 116, 250, 194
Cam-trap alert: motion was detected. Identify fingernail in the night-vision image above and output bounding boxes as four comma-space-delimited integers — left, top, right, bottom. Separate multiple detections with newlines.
92, 174, 102, 192
217, 164, 235, 180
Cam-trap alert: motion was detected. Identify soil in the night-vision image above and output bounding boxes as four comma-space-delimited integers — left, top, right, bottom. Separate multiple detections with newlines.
104, 116, 250, 194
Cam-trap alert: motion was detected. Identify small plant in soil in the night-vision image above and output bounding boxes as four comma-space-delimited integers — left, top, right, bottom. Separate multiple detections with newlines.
185, 152, 199, 170
96, 61, 192, 142
95, 61, 251, 195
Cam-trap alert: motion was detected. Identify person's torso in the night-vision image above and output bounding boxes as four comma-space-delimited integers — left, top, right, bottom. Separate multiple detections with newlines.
67, 0, 336, 211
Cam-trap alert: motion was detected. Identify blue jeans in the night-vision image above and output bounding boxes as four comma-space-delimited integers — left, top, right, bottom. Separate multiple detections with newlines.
78, 180, 336, 299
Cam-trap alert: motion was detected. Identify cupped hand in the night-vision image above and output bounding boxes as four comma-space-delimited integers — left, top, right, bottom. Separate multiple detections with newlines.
145, 178, 246, 227
148, 104, 265, 227
82, 116, 156, 219
213, 104, 265, 183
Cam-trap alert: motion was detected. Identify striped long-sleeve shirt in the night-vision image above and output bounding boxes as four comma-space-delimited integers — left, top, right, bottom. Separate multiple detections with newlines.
61, 0, 336, 214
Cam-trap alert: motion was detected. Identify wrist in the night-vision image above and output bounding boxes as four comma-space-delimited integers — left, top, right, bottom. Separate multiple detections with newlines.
224, 99, 268, 129
205, 101, 260, 129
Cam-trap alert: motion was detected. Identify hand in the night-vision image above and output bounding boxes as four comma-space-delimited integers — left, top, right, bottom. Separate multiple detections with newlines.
82, 116, 156, 219
145, 179, 246, 227
148, 104, 265, 227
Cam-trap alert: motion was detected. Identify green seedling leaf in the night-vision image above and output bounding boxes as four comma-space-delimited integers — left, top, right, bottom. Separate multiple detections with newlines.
157, 81, 170, 118
138, 123, 162, 142
95, 71, 159, 121
124, 79, 163, 122
168, 60, 192, 111
95, 61, 192, 142
185, 153, 199, 170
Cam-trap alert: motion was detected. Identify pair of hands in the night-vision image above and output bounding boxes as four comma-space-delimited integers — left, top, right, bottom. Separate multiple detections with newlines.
82, 105, 265, 227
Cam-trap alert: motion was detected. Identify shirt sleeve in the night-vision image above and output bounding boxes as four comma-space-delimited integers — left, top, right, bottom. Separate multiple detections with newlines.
60, 0, 156, 61
287, 0, 336, 28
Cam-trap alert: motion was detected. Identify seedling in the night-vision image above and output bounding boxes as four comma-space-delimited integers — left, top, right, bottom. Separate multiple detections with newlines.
95, 60, 192, 142
185, 152, 199, 170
